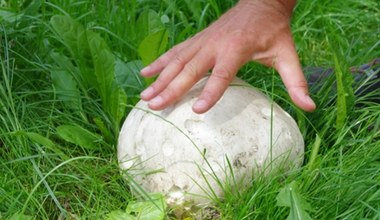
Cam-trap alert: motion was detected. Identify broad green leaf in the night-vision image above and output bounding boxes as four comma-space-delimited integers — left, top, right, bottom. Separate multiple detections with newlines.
87, 31, 115, 100
50, 52, 82, 85
115, 59, 145, 96
22, 132, 55, 149
16, 131, 68, 158
138, 30, 168, 86
87, 31, 127, 131
56, 124, 102, 150
50, 15, 96, 88
106, 210, 135, 220
51, 15, 127, 132
50, 15, 86, 58
138, 29, 168, 67
51, 69, 82, 111
276, 181, 313, 220
126, 194, 166, 220
136, 10, 166, 46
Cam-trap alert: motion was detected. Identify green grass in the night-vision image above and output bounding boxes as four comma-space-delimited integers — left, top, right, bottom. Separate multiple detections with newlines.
1, 0, 379, 219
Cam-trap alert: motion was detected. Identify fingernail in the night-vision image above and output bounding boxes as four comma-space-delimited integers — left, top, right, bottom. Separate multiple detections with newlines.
305, 95, 316, 109
193, 99, 207, 111
141, 87, 154, 99
149, 96, 163, 107
140, 66, 151, 74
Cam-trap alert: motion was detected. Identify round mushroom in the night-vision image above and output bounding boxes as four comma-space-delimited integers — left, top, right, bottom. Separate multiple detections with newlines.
118, 77, 304, 208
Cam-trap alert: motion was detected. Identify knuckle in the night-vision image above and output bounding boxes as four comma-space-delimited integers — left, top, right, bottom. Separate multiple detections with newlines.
172, 53, 186, 66
287, 83, 309, 94
156, 54, 170, 64
163, 47, 181, 63
156, 47, 180, 65
212, 67, 233, 82
292, 83, 308, 90
183, 62, 199, 79
173, 56, 185, 66
167, 47, 179, 58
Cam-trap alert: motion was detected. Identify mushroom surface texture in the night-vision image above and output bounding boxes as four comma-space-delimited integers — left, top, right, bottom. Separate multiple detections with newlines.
118, 77, 304, 208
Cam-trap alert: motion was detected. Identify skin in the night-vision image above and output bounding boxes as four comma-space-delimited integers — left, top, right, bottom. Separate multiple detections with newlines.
140, 0, 316, 114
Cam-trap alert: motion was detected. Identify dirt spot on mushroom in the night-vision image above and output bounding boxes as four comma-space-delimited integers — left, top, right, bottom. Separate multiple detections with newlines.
233, 152, 248, 168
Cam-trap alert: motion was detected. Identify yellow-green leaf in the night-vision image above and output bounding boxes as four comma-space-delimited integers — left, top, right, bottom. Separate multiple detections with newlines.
138, 29, 168, 66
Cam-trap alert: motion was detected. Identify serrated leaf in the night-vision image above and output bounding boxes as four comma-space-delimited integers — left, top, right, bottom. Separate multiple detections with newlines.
50, 15, 85, 56
56, 125, 102, 150
333, 53, 354, 130
50, 15, 96, 88
115, 59, 145, 96
86, 30, 127, 127
276, 181, 313, 220
126, 194, 166, 220
51, 15, 127, 133
87, 31, 115, 100
306, 134, 322, 172
138, 29, 168, 67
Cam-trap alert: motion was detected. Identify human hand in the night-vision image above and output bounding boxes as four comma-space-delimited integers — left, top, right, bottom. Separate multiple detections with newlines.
140, 0, 316, 114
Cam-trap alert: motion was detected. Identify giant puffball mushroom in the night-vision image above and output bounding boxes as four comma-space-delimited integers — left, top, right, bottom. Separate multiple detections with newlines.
118, 77, 304, 209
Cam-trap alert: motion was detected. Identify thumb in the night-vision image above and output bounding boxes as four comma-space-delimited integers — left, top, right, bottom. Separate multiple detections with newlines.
275, 38, 316, 112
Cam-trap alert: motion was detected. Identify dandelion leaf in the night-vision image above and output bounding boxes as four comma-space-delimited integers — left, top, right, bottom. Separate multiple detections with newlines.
276, 181, 313, 220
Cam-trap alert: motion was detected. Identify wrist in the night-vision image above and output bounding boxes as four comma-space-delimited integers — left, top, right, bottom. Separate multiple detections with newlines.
238, 0, 296, 18
276, 0, 297, 15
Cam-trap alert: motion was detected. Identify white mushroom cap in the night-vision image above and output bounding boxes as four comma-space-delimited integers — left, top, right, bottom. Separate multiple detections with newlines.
118, 77, 304, 206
